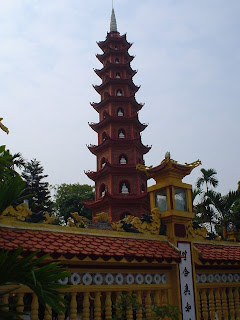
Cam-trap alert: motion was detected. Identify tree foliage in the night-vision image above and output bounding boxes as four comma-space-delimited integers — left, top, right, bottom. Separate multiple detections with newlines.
54, 183, 94, 221
0, 145, 26, 214
21, 159, 52, 213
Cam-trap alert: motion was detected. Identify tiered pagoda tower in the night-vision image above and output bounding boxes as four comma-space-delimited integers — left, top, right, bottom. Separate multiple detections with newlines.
84, 9, 151, 222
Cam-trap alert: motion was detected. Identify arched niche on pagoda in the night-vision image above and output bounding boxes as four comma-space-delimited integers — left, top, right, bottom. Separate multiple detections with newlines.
102, 132, 107, 142
100, 183, 106, 197
116, 72, 121, 79
119, 180, 130, 194
118, 128, 126, 138
119, 154, 127, 165
117, 107, 124, 116
101, 157, 106, 168
115, 57, 120, 64
116, 89, 123, 96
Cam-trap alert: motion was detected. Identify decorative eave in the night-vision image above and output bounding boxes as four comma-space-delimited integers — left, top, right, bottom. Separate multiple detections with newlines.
87, 136, 151, 156
96, 48, 134, 64
93, 75, 140, 94
89, 113, 147, 133
0, 224, 181, 264
137, 153, 201, 181
94, 61, 137, 78
83, 190, 149, 209
90, 94, 144, 112
97, 33, 132, 51
193, 242, 240, 265
85, 160, 147, 181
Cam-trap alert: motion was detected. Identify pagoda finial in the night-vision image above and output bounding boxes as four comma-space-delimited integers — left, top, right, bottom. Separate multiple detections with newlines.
110, 3, 117, 32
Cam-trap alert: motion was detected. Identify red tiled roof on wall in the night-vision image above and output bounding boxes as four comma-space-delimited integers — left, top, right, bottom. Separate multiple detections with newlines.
0, 228, 181, 263
194, 243, 240, 263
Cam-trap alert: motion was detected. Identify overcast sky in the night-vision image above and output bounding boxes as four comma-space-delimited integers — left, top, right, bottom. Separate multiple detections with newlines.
1, 0, 240, 195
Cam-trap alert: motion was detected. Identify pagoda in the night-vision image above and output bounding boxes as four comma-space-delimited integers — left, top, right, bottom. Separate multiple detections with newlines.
84, 8, 151, 222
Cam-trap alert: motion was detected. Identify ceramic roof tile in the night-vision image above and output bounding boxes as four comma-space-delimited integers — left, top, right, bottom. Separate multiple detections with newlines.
0, 228, 181, 262
194, 243, 240, 262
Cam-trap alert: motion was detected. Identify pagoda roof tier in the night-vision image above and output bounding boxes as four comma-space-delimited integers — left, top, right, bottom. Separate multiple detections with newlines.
83, 190, 149, 210
93, 76, 140, 94
85, 160, 147, 181
96, 47, 134, 64
97, 33, 132, 51
87, 136, 151, 156
91, 94, 144, 112
94, 61, 137, 78
88, 113, 147, 133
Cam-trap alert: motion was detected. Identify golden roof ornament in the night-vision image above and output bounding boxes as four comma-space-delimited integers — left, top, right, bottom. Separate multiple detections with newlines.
0, 118, 9, 134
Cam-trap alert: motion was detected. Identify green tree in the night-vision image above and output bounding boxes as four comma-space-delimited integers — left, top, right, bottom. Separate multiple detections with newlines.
0, 247, 70, 319
195, 168, 219, 233
54, 183, 94, 222
196, 168, 218, 193
0, 145, 26, 214
21, 159, 52, 213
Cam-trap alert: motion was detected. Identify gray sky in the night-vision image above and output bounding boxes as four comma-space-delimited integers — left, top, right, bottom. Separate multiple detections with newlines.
1, 0, 240, 195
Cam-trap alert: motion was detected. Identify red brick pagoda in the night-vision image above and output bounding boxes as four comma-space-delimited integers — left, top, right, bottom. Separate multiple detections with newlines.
84, 9, 151, 221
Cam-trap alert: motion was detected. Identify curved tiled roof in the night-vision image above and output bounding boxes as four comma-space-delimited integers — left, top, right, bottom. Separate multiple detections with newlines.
0, 228, 181, 263
194, 243, 240, 263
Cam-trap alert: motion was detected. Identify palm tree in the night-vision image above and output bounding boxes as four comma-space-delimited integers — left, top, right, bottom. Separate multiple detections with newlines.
196, 168, 218, 193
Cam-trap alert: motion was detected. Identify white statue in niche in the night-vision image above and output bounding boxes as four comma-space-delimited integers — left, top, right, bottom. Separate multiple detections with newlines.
120, 156, 127, 164
117, 90, 122, 96
121, 183, 129, 194
119, 130, 125, 138
117, 109, 124, 116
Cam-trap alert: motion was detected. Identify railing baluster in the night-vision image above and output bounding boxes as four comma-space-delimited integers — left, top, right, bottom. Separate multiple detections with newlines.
196, 289, 202, 320
57, 294, 65, 320
222, 288, 229, 320
145, 291, 152, 319
16, 293, 24, 320
70, 292, 78, 320
115, 291, 122, 319
154, 290, 160, 306
94, 291, 101, 320
136, 291, 143, 320
228, 287, 235, 320
201, 289, 208, 320
44, 304, 52, 320
82, 292, 90, 320
2, 294, 9, 311
215, 288, 222, 320
126, 291, 133, 320
31, 293, 39, 320
234, 287, 240, 320
209, 289, 215, 320
105, 291, 112, 320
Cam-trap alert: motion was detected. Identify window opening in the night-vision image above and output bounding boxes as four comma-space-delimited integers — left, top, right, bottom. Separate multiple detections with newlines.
118, 129, 125, 138
155, 188, 168, 212
116, 89, 123, 96
119, 181, 130, 194
175, 187, 187, 211
117, 108, 124, 116
119, 155, 127, 165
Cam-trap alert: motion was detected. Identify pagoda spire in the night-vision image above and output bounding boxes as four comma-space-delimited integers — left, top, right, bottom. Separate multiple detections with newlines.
110, 6, 117, 32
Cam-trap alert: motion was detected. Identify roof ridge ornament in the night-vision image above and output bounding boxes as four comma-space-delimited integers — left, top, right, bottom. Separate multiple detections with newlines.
110, 6, 117, 32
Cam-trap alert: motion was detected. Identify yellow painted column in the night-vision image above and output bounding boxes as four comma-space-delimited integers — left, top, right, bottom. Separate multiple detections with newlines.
58, 295, 65, 320
70, 292, 78, 320
150, 192, 155, 209
215, 288, 222, 320
94, 291, 101, 320
196, 289, 201, 320
115, 291, 122, 319
44, 305, 52, 320
145, 291, 152, 320
228, 287, 235, 320
201, 289, 208, 320
31, 293, 39, 320
208, 289, 215, 320
105, 291, 112, 320
16, 293, 24, 320
2, 294, 9, 311
234, 287, 240, 320
136, 291, 143, 320
82, 292, 90, 320
154, 290, 160, 306
222, 288, 229, 320
126, 291, 133, 320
